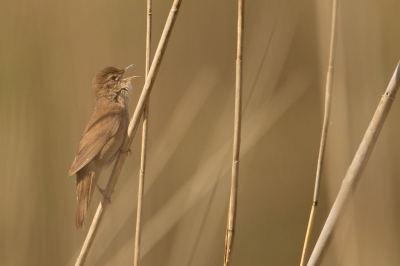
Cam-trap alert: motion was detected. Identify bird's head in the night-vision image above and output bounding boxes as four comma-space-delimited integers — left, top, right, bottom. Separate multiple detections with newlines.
92, 64, 138, 103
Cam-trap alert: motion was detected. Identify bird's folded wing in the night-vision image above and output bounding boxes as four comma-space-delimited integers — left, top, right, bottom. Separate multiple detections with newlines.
68, 109, 121, 176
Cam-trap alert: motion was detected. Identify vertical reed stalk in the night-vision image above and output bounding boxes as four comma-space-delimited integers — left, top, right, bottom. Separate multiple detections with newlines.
300, 1, 338, 265
307, 62, 400, 266
74, 1, 182, 265
133, 1, 152, 265
223, 1, 244, 265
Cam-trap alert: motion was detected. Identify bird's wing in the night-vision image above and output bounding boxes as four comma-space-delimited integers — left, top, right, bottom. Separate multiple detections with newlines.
68, 108, 121, 176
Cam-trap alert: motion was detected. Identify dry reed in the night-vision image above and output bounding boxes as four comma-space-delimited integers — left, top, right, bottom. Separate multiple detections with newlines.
299, 0, 338, 265
307, 62, 400, 266
133, 0, 152, 265
223, 0, 244, 265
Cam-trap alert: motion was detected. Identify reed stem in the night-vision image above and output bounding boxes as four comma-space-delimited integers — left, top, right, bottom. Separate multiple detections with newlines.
133, 0, 152, 265
307, 62, 400, 266
223, 1, 244, 265
299, 1, 338, 265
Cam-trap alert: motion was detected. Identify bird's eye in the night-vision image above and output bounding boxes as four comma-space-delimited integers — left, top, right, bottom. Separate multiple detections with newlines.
110, 75, 117, 81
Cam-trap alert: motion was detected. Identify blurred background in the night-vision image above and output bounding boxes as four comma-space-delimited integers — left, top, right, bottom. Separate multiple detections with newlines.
1, 0, 400, 265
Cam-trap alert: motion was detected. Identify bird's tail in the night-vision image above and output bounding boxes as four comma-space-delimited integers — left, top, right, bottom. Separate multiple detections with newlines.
75, 171, 97, 230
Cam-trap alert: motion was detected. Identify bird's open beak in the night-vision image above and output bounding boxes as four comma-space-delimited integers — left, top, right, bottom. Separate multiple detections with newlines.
124, 64, 134, 72
120, 76, 140, 92
122, 75, 140, 81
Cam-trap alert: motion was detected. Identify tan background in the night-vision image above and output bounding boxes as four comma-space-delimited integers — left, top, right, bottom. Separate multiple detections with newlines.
1, 0, 400, 265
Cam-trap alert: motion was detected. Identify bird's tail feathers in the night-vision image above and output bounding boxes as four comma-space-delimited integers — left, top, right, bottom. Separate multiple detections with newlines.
75, 171, 97, 230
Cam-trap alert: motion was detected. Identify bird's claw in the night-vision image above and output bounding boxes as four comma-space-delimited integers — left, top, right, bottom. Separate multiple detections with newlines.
97, 185, 111, 204
120, 147, 132, 156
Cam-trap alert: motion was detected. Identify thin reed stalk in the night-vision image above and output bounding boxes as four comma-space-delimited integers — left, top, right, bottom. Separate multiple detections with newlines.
307, 62, 400, 266
133, 0, 152, 265
300, 1, 338, 265
74, 1, 182, 265
223, 1, 244, 265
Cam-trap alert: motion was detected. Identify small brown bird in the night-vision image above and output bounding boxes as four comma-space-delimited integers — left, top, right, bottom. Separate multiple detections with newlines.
69, 64, 137, 230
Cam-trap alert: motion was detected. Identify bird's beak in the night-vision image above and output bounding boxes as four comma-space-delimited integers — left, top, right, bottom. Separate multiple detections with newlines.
124, 64, 134, 72
120, 76, 138, 94
122, 75, 140, 81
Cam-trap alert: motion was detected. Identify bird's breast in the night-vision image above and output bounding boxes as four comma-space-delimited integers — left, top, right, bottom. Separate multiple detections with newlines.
97, 110, 129, 169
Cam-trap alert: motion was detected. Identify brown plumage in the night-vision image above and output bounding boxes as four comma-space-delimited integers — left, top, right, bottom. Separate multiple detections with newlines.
69, 65, 136, 230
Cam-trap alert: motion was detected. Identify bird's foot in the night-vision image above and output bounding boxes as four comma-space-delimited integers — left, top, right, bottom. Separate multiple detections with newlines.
97, 185, 112, 204
120, 147, 132, 156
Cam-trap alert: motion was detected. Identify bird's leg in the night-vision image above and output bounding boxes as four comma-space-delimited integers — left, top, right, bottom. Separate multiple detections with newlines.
97, 185, 112, 204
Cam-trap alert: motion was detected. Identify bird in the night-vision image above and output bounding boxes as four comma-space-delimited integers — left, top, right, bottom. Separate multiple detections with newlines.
68, 64, 137, 230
